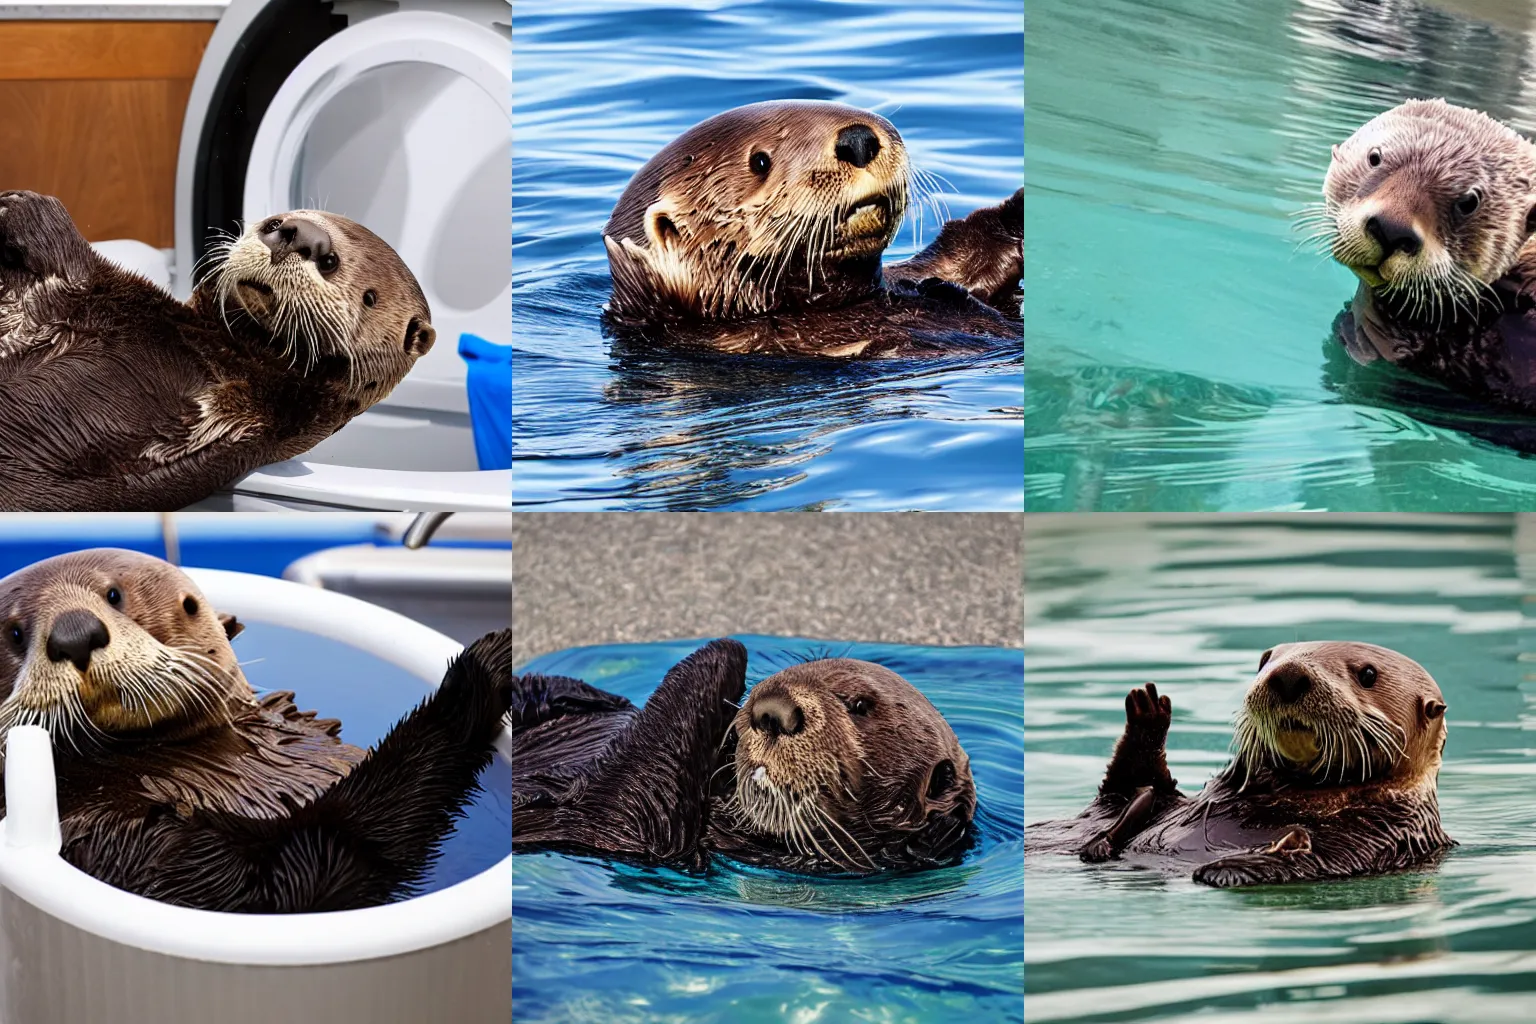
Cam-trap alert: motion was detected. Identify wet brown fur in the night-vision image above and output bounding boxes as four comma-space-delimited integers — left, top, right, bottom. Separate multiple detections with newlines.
0, 191, 437, 510
602, 101, 1021, 359
512, 640, 976, 875
1027, 642, 1453, 887
0, 549, 511, 912
1315, 100, 1536, 412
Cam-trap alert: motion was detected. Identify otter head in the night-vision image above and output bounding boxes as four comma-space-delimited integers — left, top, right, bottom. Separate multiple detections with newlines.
0, 549, 253, 747
1319, 98, 1536, 317
603, 100, 910, 323
201, 211, 436, 406
1235, 641, 1447, 789
729, 658, 974, 874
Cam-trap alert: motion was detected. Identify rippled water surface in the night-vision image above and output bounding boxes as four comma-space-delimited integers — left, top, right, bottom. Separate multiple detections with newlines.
1027, 0, 1536, 511
512, 635, 1023, 1022
1025, 515, 1536, 1022
512, 0, 1023, 510
235, 624, 511, 895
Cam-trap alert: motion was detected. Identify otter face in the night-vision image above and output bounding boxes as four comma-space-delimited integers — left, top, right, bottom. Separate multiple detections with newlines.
603, 101, 910, 321
728, 658, 974, 873
0, 549, 251, 745
206, 211, 436, 400
1317, 99, 1536, 317
1235, 641, 1447, 787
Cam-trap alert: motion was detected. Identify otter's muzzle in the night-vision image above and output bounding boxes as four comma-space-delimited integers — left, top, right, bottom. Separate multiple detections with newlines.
750, 694, 804, 739
261, 216, 333, 267
1265, 664, 1312, 705
45, 610, 108, 672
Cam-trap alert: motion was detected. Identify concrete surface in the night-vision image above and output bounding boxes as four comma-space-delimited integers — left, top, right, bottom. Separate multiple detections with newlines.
512, 513, 1022, 664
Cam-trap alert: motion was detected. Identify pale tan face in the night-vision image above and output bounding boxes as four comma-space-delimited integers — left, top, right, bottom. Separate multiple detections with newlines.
0, 549, 252, 743
729, 658, 973, 870
604, 100, 911, 319
209, 210, 436, 400
1236, 641, 1447, 788
1317, 99, 1536, 316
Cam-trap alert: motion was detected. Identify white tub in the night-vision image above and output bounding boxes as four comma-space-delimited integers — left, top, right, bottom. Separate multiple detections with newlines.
0, 570, 510, 1024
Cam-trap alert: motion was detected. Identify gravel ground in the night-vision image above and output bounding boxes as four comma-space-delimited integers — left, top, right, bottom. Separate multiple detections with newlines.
512, 513, 1022, 664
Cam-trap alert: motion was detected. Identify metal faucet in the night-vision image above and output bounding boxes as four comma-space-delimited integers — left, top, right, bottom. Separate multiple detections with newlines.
403, 512, 453, 549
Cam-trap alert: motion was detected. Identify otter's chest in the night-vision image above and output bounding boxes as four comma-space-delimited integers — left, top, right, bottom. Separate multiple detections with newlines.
1120, 792, 1336, 862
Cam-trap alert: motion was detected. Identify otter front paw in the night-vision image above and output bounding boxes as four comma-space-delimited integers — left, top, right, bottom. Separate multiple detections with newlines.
1124, 683, 1172, 740
1192, 832, 1311, 888
1079, 837, 1114, 863
0, 190, 91, 283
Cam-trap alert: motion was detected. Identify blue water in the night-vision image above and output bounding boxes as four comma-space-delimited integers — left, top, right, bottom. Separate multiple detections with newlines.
512, 635, 1024, 1021
1025, 515, 1536, 1022
235, 623, 511, 896
511, 0, 1023, 510
1026, 0, 1536, 511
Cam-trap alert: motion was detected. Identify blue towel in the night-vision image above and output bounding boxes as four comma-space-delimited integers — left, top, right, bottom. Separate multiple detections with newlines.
458, 333, 511, 471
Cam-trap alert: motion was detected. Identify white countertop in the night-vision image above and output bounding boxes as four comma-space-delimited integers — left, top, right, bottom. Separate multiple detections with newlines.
0, 0, 227, 18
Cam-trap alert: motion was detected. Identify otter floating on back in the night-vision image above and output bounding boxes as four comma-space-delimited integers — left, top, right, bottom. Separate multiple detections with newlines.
512, 639, 976, 875
601, 101, 1022, 359
1309, 98, 1536, 412
0, 190, 436, 510
1027, 642, 1453, 887
0, 548, 510, 913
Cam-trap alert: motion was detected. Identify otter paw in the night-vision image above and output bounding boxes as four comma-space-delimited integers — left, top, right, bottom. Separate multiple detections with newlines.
1079, 837, 1114, 863
1124, 683, 1172, 734
1192, 853, 1281, 888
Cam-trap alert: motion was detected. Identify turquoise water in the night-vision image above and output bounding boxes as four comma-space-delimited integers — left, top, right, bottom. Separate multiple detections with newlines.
512, 0, 1023, 511
1024, 515, 1536, 1022
1026, 0, 1536, 511
512, 635, 1024, 1022
235, 624, 511, 896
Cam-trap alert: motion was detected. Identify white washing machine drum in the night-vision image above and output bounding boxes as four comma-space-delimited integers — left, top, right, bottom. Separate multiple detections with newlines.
175, 0, 509, 473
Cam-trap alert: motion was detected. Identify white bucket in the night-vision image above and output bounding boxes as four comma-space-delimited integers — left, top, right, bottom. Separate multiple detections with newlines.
0, 569, 510, 1024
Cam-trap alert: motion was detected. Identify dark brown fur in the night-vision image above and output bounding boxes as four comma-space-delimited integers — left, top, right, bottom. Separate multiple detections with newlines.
512, 639, 976, 875
601, 100, 1021, 359
0, 191, 436, 510
1027, 643, 1453, 887
1316, 100, 1536, 412
0, 549, 510, 912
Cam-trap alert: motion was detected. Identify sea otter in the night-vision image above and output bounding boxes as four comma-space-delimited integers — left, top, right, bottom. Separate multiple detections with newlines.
601, 100, 1022, 358
1026, 642, 1453, 887
0, 548, 509, 912
512, 639, 976, 874
1313, 98, 1536, 412
0, 190, 436, 510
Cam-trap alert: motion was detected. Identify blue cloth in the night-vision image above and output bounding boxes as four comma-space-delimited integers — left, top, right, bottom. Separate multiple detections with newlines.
458, 333, 511, 471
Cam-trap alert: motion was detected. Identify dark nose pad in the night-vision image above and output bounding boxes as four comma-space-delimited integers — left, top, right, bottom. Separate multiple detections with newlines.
1364, 214, 1422, 258
750, 694, 804, 739
1266, 664, 1313, 705
260, 216, 333, 266
834, 124, 881, 169
46, 610, 109, 673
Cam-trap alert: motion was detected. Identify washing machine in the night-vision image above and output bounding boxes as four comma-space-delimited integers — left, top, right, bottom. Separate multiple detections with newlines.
161, 0, 510, 511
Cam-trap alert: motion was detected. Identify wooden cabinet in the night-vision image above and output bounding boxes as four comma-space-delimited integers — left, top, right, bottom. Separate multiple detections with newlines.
0, 21, 216, 246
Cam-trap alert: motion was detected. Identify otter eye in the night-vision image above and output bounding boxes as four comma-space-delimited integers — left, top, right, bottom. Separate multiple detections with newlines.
848, 696, 872, 716
1368, 148, 1383, 168
7, 624, 22, 648
1455, 191, 1481, 217
750, 151, 772, 177
926, 759, 955, 800
362, 289, 377, 308
1358, 665, 1377, 688
106, 587, 121, 607
316, 252, 340, 275
1258, 648, 1273, 670
182, 596, 198, 616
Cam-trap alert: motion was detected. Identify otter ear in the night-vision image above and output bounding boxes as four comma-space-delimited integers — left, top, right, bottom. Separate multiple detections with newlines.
644, 201, 682, 250
1424, 698, 1447, 720
218, 612, 243, 640
1331, 144, 1341, 161
403, 317, 436, 357
1525, 202, 1536, 236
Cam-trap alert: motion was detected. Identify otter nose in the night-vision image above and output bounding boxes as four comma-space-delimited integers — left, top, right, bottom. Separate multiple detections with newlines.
750, 694, 804, 739
260, 216, 333, 266
1266, 664, 1312, 705
834, 124, 881, 169
46, 610, 108, 672
1364, 213, 1422, 258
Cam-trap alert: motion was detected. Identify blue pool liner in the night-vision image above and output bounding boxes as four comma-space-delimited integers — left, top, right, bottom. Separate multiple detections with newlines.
459, 333, 511, 471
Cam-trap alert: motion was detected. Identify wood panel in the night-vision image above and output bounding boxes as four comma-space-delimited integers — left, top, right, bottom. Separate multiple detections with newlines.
0, 21, 213, 80
0, 21, 216, 247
